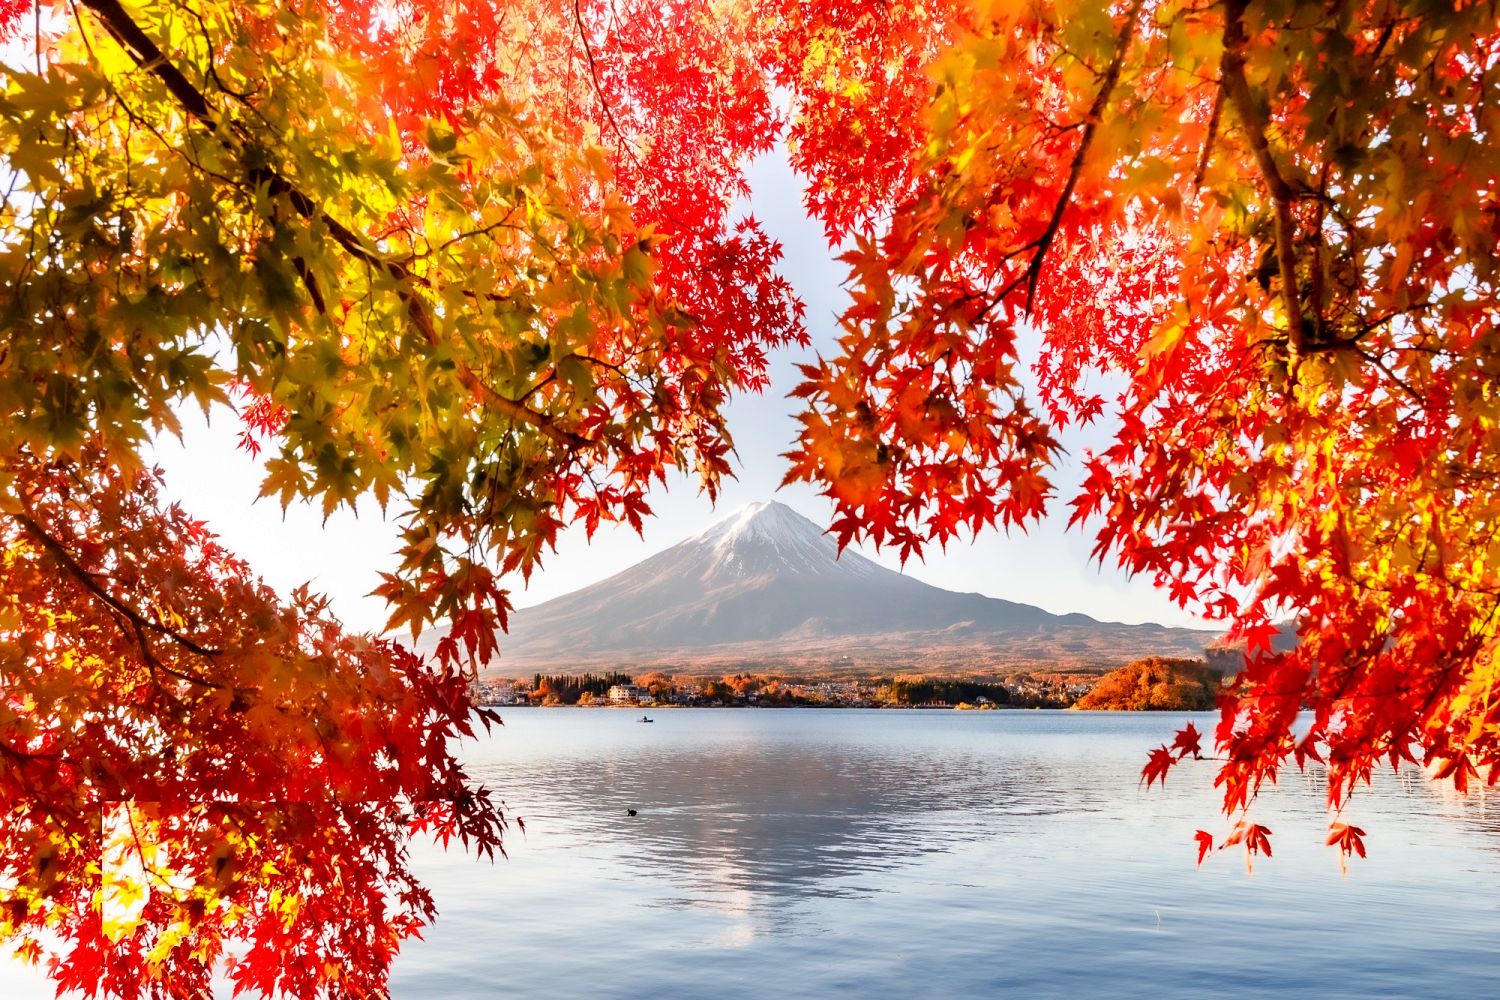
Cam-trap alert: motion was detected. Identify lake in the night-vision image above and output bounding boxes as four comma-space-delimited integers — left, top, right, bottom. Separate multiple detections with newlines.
5, 709, 1499, 996
393, 709, 1499, 998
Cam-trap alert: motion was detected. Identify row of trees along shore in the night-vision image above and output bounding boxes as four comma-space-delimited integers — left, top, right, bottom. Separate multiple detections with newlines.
1, 0, 1496, 994
504, 672, 1098, 709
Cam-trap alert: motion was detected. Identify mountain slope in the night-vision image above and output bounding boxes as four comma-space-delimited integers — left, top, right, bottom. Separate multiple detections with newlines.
420, 501, 1217, 672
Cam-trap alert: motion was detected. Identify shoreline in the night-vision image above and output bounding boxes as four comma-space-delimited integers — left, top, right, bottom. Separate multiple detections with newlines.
480, 703, 1015, 711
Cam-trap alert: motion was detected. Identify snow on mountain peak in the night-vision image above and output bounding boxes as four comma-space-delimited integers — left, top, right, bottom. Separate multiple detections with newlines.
694, 500, 881, 579
704, 500, 810, 542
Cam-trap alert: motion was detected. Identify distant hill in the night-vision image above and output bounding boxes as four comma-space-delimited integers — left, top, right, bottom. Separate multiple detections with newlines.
1072, 657, 1223, 711
416, 500, 1220, 675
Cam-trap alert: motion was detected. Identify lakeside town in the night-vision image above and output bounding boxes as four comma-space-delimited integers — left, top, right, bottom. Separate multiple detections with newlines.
472, 671, 1085, 709
475, 671, 1095, 710
470, 656, 1228, 712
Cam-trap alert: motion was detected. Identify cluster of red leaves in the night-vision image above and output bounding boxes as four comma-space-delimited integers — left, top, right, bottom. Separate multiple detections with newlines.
231, 382, 288, 460
1141, 722, 1203, 788
347, 0, 805, 447
0, 451, 504, 996
1086, 4, 1500, 863
780, 0, 1500, 867
781, 1, 1089, 558
768, 0, 963, 242
0, 0, 28, 39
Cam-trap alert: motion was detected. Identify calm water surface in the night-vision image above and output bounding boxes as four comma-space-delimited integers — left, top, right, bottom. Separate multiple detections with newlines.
4, 709, 1497, 997
389, 709, 1499, 998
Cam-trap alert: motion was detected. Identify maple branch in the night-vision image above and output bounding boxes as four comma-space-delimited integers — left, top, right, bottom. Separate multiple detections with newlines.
1353, 347, 1425, 408
409, 211, 525, 260
123, 806, 191, 897
0, 742, 61, 763
8, 509, 229, 693
1355, 300, 1442, 338
990, 0, 1147, 314
1306, 160, 1332, 341
11, 510, 223, 659
1221, 0, 1307, 356
573, 0, 635, 165
76, 0, 590, 453
1193, 83, 1226, 190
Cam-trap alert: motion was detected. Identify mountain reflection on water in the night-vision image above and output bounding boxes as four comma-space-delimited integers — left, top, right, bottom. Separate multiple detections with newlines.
514, 738, 1100, 913
386, 709, 1498, 1000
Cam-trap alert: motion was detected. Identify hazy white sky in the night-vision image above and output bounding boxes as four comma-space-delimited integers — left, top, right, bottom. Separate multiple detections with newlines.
146, 151, 1207, 636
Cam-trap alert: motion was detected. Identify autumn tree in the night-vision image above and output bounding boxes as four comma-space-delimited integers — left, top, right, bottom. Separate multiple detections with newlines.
2, 0, 1498, 994
634, 671, 678, 703
1, 0, 799, 993
1072, 658, 1221, 712
780, 0, 1500, 868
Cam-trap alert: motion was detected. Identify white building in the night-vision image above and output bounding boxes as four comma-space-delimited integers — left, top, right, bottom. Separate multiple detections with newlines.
607, 683, 649, 705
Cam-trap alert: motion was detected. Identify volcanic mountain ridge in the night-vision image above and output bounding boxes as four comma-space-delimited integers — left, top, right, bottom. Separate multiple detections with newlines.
416, 500, 1218, 674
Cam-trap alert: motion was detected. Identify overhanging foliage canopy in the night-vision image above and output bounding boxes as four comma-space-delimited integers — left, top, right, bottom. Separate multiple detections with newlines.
1, 0, 1496, 994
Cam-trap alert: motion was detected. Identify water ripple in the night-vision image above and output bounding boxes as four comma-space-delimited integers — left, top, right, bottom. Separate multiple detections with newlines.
388, 709, 1500, 999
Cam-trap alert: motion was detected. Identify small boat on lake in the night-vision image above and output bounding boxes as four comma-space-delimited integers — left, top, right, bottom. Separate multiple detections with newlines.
639, 715, 654, 723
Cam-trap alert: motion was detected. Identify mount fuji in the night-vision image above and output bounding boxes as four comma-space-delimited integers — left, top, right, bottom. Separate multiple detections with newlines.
419, 500, 1217, 673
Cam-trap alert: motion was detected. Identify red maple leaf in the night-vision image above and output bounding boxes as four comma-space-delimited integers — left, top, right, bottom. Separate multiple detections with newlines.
1172, 722, 1204, 760
1245, 824, 1274, 858
1141, 745, 1175, 788
1326, 823, 1367, 862
1240, 620, 1281, 658
1194, 829, 1214, 866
